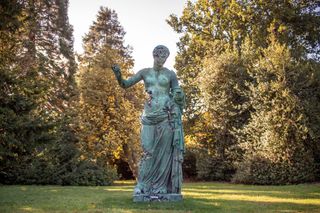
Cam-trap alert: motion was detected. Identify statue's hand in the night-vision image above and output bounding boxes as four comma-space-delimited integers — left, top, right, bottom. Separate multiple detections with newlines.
173, 88, 185, 111
111, 64, 121, 77
173, 89, 184, 102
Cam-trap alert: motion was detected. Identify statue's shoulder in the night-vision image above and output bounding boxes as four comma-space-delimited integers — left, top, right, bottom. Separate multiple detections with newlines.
162, 67, 174, 74
137, 68, 151, 76
164, 68, 177, 78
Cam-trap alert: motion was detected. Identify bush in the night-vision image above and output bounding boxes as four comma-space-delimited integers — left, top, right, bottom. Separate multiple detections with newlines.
196, 149, 236, 181
62, 160, 118, 186
1, 152, 118, 186
232, 154, 315, 185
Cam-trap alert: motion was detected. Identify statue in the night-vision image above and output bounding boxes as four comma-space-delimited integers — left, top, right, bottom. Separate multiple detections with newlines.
111, 45, 185, 202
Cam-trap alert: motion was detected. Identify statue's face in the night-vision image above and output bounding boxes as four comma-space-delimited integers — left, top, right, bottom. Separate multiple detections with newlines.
153, 54, 168, 67
153, 45, 169, 68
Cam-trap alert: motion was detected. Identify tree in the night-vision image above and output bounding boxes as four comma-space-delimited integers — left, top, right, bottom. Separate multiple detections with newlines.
168, 0, 320, 120
191, 42, 252, 180
169, 0, 320, 182
77, 7, 143, 178
0, 0, 91, 185
233, 39, 318, 184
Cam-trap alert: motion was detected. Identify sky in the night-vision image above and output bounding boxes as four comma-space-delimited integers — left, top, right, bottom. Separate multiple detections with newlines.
68, 0, 188, 72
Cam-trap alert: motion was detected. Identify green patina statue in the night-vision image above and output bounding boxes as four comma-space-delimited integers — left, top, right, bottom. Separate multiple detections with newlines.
112, 45, 185, 202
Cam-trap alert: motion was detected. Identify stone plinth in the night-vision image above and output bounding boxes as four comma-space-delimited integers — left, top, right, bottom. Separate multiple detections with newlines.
133, 193, 183, 202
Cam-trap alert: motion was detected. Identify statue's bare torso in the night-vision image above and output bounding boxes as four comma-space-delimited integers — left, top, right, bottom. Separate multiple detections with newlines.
137, 67, 178, 115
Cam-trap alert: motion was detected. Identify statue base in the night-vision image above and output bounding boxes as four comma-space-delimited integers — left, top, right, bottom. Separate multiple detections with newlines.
133, 193, 183, 202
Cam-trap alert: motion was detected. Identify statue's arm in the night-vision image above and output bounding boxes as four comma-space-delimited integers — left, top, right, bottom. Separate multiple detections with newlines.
170, 71, 180, 89
111, 65, 144, 89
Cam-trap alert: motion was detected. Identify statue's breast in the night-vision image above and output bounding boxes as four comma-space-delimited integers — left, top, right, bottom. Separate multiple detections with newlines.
158, 74, 170, 87
144, 70, 170, 88
143, 69, 172, 115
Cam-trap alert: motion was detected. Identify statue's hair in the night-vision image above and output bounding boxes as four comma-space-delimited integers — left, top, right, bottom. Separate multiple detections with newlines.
153, 45, 170, 58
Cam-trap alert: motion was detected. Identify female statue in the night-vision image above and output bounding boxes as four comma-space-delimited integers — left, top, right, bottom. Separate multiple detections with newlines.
112, 45, 185, 201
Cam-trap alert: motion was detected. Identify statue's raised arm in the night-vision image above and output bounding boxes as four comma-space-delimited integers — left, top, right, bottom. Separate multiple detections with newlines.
111, 64, 143, 89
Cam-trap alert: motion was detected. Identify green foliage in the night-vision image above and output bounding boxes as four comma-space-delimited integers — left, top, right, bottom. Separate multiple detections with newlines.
0, 0, 113, 185
186, 44, 250, 181
170, 0, 320, 184
60, 161, 118, 186
232, 40, 318, 184
0, 0, 53, 184
168, 0, 320, 120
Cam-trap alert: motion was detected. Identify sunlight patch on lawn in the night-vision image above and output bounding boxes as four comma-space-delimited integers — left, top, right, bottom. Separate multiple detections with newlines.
113, 180, 135, 185
193, 199, 221, 207
184, 188, 286, 195
183, 191, 320, 205
20, 206, 37, 211
104, 188, 132, 192
20, 186, 27, 191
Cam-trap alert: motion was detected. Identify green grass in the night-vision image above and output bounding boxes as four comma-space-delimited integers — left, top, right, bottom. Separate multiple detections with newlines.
1, 181, 320, 212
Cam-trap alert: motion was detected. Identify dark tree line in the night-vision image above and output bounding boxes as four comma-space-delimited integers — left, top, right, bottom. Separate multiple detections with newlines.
1, 0, 117, 185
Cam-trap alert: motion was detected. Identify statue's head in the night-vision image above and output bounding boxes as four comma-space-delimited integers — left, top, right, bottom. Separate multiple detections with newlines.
153, 45, 170, 68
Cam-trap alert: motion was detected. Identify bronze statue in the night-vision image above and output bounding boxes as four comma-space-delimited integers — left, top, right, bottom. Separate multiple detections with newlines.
112, 45, 185, 201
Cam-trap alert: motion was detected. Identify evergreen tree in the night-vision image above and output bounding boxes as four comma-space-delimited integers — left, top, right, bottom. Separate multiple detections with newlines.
77, 7, 143, 178
0, 0, 53, 183
0, 0, 89, 184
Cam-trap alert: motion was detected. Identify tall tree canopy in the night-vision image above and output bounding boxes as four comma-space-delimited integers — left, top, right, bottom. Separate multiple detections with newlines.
77, 7, 144, 178
168, 0, 320, 120
169, 0, 320, 183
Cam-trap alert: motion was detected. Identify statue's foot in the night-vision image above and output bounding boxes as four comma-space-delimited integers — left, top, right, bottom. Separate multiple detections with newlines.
151, 187, 167, 194
133, 187, 142, 195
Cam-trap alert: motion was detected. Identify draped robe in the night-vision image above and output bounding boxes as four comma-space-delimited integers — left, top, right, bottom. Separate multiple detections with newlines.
136, 98, 184, 194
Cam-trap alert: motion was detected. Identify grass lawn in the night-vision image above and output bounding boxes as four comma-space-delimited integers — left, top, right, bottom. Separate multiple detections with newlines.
0, 181, 320, 212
